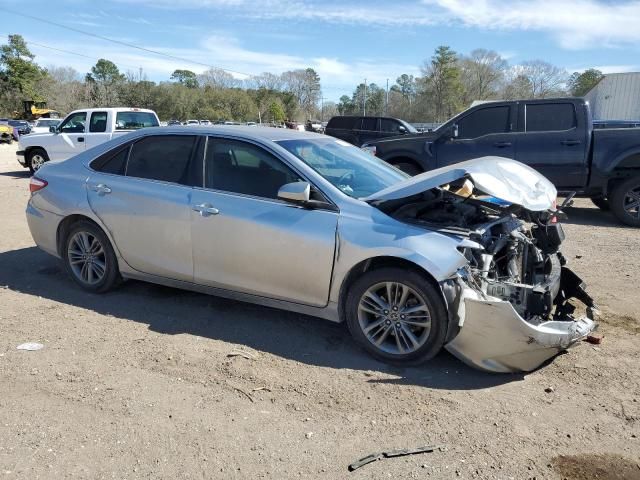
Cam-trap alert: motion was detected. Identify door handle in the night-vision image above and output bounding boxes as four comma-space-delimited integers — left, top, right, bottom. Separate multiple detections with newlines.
90, 183, 111, 195
77, 137, 85, 143
192, 203, 219, 216
561, 140, 581, 146
493, 141, 512, 148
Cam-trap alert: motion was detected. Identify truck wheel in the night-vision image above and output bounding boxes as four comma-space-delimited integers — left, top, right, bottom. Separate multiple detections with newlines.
28, 148, 49, 174
590, 196, 609, 211
393, 162, 422, 176
610, 177, 640, 227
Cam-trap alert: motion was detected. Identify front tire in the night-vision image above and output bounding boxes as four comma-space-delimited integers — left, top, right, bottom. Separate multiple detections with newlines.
345, 268, 448, 365
63, 221, 120, 293
27, 148, 49, 174
610, 177, 640, 227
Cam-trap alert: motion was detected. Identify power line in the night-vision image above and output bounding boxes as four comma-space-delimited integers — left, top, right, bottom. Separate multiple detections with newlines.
0, 33, 142, 72
3, 9, 252, 78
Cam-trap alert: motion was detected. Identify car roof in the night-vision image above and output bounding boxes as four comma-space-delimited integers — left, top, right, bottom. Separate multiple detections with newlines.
68, 108, 157, 114
132, 125, 325, 142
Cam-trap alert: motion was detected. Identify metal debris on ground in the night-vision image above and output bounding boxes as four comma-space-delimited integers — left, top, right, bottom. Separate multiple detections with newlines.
16, 342, 44, 351
585, 334, 604, 345
348, 445, 445, 472
227, 350, 256, 360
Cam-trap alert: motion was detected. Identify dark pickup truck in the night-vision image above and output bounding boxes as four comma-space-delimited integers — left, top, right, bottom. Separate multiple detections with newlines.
362, 98, 640, 226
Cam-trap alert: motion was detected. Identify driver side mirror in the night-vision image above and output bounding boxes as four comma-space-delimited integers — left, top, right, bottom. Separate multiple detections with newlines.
49, 126, 58, 133
277, 181, 310, 204
398, 125, 407, 134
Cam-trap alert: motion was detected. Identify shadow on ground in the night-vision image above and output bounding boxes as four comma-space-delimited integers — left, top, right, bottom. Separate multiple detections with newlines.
0, 169, 30, 179
0, 246, 525, 390
562, 205, 627, 228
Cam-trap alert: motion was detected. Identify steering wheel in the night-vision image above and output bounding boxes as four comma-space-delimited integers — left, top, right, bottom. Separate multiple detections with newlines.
337, 171, 355, 187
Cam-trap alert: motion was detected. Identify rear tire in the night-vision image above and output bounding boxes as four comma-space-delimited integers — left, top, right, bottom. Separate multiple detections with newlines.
63, 220, 120, 293
610, 177, 640, 227
590, 196, 610, 211
345, 267, 447, 365
393, 162, 422, 176
28, 148, 49, 174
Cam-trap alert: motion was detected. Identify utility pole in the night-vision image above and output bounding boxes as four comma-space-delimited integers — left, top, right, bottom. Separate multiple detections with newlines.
385, 78, 389, 116
363, 78, 367, 116
139, 67, 143, 82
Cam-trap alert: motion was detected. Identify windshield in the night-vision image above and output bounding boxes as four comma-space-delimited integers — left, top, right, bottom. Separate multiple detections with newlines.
277, 138, 408, 198
115, 111, 159, 130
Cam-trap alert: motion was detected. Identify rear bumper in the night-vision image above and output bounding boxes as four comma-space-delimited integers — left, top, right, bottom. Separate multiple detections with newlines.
26, 201, 62, 258
16, 150, 26, 167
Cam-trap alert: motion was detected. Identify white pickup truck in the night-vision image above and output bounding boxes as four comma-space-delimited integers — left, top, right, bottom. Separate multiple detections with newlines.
17, 108, 160, 173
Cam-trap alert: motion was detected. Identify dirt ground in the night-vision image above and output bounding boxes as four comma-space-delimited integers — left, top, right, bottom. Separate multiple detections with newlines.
0, 142, 638, 479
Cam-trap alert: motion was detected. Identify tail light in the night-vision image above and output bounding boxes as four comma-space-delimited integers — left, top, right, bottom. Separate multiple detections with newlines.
29, 177, 48, 193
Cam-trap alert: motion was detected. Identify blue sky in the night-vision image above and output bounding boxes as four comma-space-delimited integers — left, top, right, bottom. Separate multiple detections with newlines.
2, 0, 640, 101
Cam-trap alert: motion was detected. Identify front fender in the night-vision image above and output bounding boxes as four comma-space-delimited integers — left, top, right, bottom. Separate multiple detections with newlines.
328, 208, 468, 304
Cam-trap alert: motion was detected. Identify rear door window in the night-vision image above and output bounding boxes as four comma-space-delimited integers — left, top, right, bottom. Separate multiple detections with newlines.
89, 111, 108, 133
526, 103, 576, 132
457, 106, 510, 139
125, 135, 200, 186
358, 118, 379, 131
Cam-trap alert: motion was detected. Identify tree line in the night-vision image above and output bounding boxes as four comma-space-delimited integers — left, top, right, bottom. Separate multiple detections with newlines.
338, 46, 604, 123
1, 35, 603, 123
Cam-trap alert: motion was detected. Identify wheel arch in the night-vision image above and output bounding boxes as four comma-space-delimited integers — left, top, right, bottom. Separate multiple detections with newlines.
384, 155, 424, 172
337, 256, 447, 323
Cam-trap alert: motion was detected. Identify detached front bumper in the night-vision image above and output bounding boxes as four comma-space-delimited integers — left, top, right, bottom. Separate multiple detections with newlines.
444, 268, 597, 373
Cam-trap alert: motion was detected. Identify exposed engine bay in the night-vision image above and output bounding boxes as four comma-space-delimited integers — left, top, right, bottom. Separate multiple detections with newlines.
376, 179, 598, 372
383, 181, 596, 324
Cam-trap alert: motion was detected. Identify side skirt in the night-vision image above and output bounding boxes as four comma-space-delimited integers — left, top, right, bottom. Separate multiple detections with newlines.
121, 270, 341, 322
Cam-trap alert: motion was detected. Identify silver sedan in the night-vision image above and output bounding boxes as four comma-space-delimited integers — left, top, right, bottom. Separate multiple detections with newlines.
26, 126, 597, 372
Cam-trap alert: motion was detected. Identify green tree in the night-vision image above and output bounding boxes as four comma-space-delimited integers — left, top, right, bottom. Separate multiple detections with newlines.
268, 101, 285, 122
0, 34, 47, 103
170, 69, 198, 88
395, 74, 416, 103
421, 45, 463, 122
85, 59, 125, 106
567, 68, 604, 97
337, 95, 354, 115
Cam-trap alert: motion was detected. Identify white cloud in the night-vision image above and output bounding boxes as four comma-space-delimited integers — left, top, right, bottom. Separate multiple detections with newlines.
117, 0, 640, 50
424, 0, 640, 49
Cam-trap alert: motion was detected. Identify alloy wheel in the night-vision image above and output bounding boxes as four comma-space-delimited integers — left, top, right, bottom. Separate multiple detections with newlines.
31, 154, 45, 171
357, 281, 432, 355
67, 231, 107, 286
623, 187, 640, 218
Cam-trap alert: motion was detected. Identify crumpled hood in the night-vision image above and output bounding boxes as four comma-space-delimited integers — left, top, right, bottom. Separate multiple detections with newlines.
363, 156, 557, 211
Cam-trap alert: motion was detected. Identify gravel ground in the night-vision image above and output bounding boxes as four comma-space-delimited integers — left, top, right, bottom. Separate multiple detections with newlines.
0, 142, 638, 479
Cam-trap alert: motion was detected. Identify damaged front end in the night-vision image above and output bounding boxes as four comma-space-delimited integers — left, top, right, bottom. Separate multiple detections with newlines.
377, 174, 597, 373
